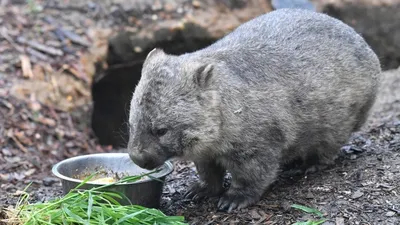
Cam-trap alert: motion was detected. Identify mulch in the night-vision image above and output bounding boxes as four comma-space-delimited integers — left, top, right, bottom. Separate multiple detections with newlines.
0, 1, 399, 224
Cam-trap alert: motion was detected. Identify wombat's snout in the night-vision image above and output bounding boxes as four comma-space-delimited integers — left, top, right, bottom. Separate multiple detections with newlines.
129, 152, 161, 170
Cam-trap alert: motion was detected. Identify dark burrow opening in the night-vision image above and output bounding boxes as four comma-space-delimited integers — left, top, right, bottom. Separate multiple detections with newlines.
91, 30, 217, 147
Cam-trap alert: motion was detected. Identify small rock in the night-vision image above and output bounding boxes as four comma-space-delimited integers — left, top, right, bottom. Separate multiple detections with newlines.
306, 191, 314, 199
133, 46, 142, 53
1, 148, 12, 156
350, 154, 357, 160
249, 209, 261, 219
322, 222, 335, 225
351, 190, 364, 199
386, 211, 396, 217
192, 0, 201, 8
43, 177, 58, 186
335, 217, 345, 225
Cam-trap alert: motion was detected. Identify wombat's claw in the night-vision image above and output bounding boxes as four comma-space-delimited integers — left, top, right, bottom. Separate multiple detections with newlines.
184, 182, 222, 202
217, 192, 256, 213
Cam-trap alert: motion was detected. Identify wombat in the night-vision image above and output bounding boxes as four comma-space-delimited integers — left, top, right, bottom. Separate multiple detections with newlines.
127, 8, 380, 212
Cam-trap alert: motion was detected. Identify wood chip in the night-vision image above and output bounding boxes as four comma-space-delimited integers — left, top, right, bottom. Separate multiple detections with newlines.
14, 130, 33, 146
386, 211, 396, 217
19, 55, 34, 78
26, 47, 51, 61
37, 116, 56, 127
61, 28, 90, 47
24, 168, 36, 176
10, 136, 28, 153
13, 190, 27, 196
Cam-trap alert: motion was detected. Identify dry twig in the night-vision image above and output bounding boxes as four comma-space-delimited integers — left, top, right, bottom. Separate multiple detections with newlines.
17, 37, 64, 56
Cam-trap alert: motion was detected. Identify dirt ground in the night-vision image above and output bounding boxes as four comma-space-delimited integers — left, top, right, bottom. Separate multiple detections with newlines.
0, 1, 399, 224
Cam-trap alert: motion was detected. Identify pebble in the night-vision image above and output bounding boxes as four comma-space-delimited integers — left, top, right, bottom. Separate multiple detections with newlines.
351, 190, 364, 199
43, 177, 59, 186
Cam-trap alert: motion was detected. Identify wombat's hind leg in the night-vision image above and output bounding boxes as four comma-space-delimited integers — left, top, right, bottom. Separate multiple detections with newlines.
184, 160, 225, 202
304, 141, 341, 175
218, 157, 279, 212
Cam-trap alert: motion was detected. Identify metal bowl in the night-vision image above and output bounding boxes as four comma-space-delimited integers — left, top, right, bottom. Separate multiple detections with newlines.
51, 153, 173, 209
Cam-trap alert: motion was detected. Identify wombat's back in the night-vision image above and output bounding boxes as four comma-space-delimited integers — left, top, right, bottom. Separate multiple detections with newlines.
196, 8, 380, 87
188, 8, 380, 163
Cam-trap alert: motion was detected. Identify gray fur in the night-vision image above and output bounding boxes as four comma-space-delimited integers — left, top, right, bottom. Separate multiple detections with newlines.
127, 8, 381, 212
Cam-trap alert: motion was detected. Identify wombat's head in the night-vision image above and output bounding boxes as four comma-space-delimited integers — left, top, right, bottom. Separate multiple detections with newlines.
127, 48, 221, 170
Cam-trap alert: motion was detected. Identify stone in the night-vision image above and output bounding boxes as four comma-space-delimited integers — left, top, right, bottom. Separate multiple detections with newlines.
43, 177, 59, 187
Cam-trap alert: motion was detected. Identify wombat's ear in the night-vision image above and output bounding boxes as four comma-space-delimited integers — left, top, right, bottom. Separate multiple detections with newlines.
144, 48, 165, 62
193, 64, 214, 88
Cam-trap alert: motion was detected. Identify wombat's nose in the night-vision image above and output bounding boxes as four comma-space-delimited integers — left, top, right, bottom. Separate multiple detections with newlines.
129, 152, 144, 167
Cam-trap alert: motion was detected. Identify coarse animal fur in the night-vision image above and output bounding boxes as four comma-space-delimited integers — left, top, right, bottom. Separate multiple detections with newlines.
127, 8, 381, 212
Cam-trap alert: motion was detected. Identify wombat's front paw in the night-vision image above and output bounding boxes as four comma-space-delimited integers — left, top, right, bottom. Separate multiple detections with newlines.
184, 181, 223, 202
217, 190, 259, 213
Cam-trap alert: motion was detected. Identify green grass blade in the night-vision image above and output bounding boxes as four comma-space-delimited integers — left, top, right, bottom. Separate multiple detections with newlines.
87, 191, 94, 223
74, 171, 101, 190
292, 219, 327, 225
62, 205, 86, 224
311, 219, 327, 225
291, 204, 324, 217
113, 209, 150, 225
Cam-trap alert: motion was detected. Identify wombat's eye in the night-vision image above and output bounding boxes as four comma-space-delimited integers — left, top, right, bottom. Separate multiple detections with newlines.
154, 128, 168, 137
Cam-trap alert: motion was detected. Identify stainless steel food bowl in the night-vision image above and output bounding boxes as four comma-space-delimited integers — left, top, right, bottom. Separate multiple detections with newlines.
51, 153, 173, 209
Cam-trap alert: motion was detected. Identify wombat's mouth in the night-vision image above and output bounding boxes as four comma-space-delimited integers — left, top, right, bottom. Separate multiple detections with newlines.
140, 161, 163, 170
129, 153, 164, 170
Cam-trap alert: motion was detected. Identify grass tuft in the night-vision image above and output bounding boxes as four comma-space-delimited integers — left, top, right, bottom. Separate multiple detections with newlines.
2, 170, 188, 225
